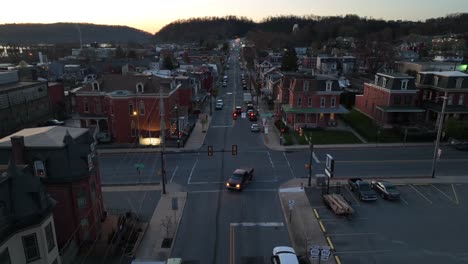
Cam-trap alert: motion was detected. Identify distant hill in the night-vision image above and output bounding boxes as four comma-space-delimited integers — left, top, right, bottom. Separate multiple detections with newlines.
0, 23, 153, 44
154, 13, 468, 45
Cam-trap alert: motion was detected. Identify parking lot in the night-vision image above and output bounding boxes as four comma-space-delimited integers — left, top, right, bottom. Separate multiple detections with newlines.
306, 183, 468, 264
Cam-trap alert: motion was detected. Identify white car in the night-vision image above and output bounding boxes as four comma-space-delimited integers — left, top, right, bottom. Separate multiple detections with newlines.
250, 123, 260, 132
271, 246, 299, 264
216, 99, 224, 106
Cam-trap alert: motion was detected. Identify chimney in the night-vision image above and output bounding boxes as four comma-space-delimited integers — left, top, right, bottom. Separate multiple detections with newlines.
11, 136, 25, 165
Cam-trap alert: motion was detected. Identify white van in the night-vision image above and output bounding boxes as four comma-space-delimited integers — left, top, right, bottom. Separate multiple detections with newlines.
271, 246, 299, 264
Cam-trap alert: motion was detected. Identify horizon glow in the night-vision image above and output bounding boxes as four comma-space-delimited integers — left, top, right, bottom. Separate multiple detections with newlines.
1, 0, 467, 34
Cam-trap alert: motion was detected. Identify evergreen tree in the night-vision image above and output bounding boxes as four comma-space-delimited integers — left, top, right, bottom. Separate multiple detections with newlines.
281, 48, 298, 71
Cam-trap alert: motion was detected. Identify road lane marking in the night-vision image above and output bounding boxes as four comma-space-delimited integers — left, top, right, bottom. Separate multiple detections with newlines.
337, 159, 468, 163
189, 189, 277, 193
319, 221, 326, 233
230, 222, 284, 227
335, 256, 342, 264
266, 151, 275, 168
409, 185, 433, 204
169, 165, 179, 183
431, 184, 455, 203
313, 152, 320, 163
399, 196, 409, 205
452, 184, 460, 205
282, 152, 295, 178
326, 236, 335, 250
335, 249, 392, 254
313, 208, 320, 219
187, 158, 198, 184
320, 217, 369, 221
328, 232, 377, 237
345, 186, 360, 206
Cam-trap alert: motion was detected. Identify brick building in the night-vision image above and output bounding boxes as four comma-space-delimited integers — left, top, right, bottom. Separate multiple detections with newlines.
0, 127, 103, 255
355, 73, 425, 127
275, 73, 348, 129
74, 74, 193, 144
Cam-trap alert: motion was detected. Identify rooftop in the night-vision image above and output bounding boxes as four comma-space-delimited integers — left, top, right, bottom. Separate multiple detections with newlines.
0, 126, 89, 148
420, 71, 468, 77
378, 73, 413, 79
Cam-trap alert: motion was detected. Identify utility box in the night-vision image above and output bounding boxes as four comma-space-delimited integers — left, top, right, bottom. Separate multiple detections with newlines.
316, 174, 326, 187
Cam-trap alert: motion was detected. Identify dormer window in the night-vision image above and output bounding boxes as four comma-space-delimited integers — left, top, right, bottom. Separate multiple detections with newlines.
34, 160, 46, 177
326, 81, 333, 91
136, 83, 144, 93
303, 81, 310, 91
374, 75, 379, 85
382, 78, 387, 88
92, 82, 99, 91
401, 80, 408, 90
456, 78, 463, 89
434, 76, 439, 87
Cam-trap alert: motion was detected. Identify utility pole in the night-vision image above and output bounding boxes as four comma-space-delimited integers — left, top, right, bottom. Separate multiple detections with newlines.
175, 106, 180, 148
431, 92, 448, 178
306, 135, 313, 187
160, 87, 167, 194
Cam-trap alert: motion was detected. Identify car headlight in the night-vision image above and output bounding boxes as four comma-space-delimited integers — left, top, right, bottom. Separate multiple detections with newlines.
226, 183, 230, 187
236, 184, 241, 188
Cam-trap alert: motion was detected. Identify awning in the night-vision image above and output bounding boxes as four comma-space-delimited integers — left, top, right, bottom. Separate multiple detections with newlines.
376, 106, 425, 113
281, 105, 349, 114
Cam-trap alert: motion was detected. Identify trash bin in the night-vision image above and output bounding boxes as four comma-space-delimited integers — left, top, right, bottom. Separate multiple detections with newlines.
316, 174, 326, 187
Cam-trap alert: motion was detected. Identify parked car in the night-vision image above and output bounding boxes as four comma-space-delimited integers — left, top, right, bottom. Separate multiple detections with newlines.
454, 142, 468, 151
251, 123, 260, 132
271, 246, 299, 264
226, 168, 254, 191
43, 119, 65, 126
215, 102, 223, 110
371, 181, 400, 200
235, 106, 242, 114
348, 178, 377, 201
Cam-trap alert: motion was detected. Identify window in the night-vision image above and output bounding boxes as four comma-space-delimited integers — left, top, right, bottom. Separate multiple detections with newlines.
448, 95, 453, 105
0, 201, 5, 217
94, 98, 101, 113
405, 96, 412, 105
374, 75, 379, 85
45, 223, 56, 252
382, 78, 387, 88
303, 81, 309, 91
77, 188, 88, 209
131, 120, 136, 137
326, 81, 333, 91
33, 161, 46, 177
456, 78, 463, 89
83, 98, 89, 113
0, 248, 11, 264
92, 82, 99, 91
22, 233, 40, 263
434, 76, 439, 87
308, 97, 312, 107
393, 96, 401, 105
139, 101, 145, 115
416, 74, 421, 84
401, 80, 408, 90
331, 97, 336, 107
129, 102, 134, 115
320, 97, 325, 108
111, 105, 114, 115
297, 97, 302, 107
136, 83, 144, 93
459, 94, 464, 105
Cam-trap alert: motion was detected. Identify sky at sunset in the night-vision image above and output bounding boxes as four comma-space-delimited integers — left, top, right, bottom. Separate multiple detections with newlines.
2, 0, 467, 34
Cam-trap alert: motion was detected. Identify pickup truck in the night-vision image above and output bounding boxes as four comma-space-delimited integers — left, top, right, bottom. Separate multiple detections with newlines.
226, 168, 254, 191
348, 178, 377, 201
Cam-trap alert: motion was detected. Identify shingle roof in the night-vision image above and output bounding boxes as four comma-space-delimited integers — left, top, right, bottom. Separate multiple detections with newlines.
80, 74, 173, 94
0, 126, 89, 148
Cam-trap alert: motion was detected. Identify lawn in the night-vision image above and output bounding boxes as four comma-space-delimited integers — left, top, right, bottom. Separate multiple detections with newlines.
294, 129, 362, 145
342, 109, 402, 142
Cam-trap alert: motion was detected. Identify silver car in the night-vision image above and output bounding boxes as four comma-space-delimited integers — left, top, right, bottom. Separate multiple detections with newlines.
250, 123, 260, 132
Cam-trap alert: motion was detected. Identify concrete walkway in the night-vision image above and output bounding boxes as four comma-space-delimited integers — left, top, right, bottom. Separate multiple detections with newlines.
278, 179, 338, 264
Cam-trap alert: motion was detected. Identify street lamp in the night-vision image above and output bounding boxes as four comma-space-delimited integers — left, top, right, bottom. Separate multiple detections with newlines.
133, 111, 139, 139
431, 92, 448, 178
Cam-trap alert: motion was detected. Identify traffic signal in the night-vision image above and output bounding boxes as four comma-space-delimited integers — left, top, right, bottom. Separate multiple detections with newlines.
208, 146, 214, 156
232, 144, 237, 155
299, 127, 304, 137
233, 112, 237, 120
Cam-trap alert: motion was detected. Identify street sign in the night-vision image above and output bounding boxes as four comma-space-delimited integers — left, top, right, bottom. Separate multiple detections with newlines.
262, 118, 267, 126
241, 112, 246, 119
325, 169, 332, 178
437, 148, 442, 160
325, 154, 334, 173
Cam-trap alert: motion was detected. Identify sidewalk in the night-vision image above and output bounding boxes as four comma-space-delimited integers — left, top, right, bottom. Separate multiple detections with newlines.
278, 179, 338, 264
134, 184, 186, 262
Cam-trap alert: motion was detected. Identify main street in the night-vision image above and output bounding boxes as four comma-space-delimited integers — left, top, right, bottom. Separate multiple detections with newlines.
97, 49, 468, 263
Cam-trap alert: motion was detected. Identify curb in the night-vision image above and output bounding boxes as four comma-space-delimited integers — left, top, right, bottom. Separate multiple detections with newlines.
168, 192, 187, 257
